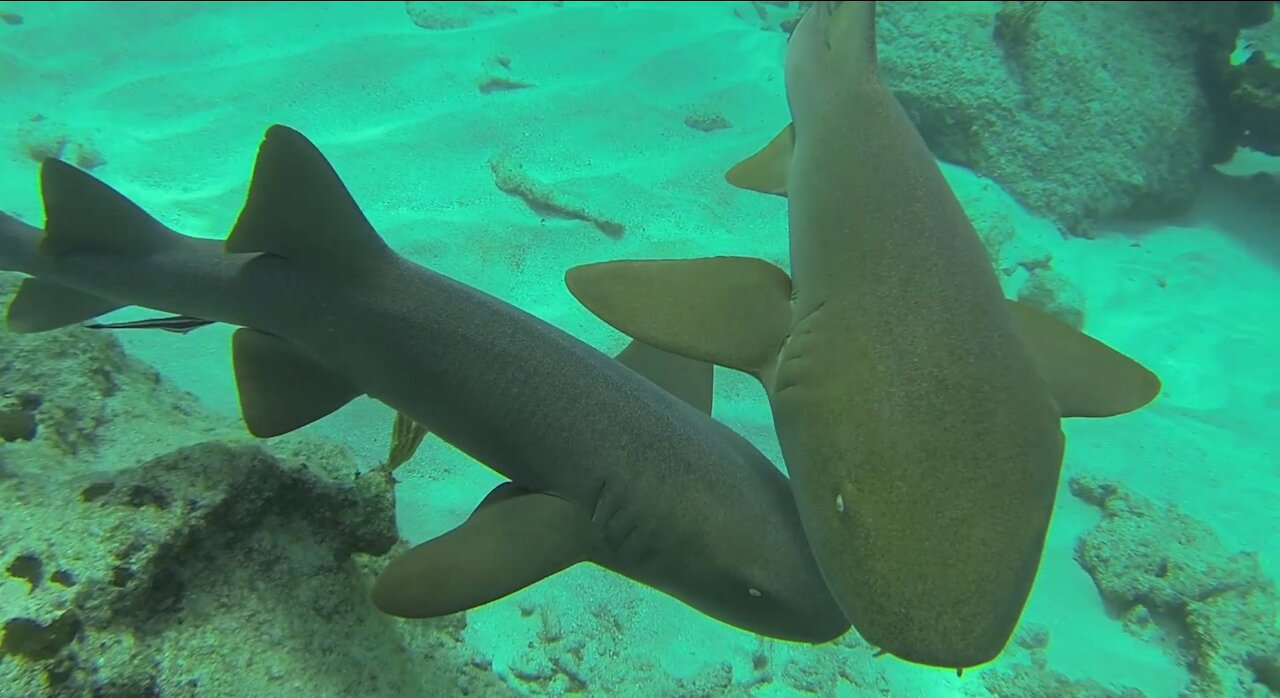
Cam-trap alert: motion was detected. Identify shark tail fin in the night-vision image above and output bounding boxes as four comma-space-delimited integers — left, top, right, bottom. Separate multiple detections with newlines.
5, 158, 185, 332
226, 125, 392, 276
371, 483, 591, 618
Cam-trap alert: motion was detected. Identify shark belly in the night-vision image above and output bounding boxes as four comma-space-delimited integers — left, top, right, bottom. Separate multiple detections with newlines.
765, 47, 1071, 664
771, 270, 1065, 668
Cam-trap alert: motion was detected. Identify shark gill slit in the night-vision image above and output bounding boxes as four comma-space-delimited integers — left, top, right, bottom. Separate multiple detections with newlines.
775, 300, 827, 394
590, 479, 609, 522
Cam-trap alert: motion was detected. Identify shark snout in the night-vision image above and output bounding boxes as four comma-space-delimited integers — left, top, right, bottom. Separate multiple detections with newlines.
712, 582, 850, 645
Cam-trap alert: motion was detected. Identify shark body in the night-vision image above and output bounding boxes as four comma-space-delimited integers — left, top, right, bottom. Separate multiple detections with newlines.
0, 125, 849, 644
566, 1, 1161, 670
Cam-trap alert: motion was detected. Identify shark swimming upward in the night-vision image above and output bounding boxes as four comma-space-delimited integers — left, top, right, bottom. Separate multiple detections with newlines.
564, 0, 1162, 671
0, 124, 850, 644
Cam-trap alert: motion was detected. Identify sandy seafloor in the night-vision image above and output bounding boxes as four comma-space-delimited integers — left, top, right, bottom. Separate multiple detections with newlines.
1, 2, 1276, 697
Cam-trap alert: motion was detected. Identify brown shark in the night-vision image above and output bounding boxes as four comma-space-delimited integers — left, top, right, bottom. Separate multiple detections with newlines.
0, 125, 850, 644
564, 0, 1161, 671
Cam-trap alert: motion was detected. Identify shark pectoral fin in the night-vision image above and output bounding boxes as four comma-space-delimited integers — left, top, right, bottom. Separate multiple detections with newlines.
725, 123, 794, 197
371, 484, 591, 619
1006, 299, 1162, 418
230, 328, 361, 438
616, 339, 714, 415
385, 411, 430, 473
225, 125, 392, 276
566, 256, 792, 377
5, 278, 122, 333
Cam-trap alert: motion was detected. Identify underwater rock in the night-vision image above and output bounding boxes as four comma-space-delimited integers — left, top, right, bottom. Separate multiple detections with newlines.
780, 653, 838, 695
0, 275, 520, 696
1250, 651, 1280, 692
1241, 4, 1280, 59
949, 169, 1054, 279
1017, 267, 1086, 330
1190, 1, 1280, 161
1218, 50, 1280, 158
0, 441, 394, 694
0, 273, 517, 695
0, 407, 36, 442
735, 1, 811, 35
683, 109, 733, 133
490, 614, 893, 698
0, 440, 514, 697
490, 152, 626, 238
1013, 623, 1050, 653
966, 191, 1018, 273
983, 663, 1146, 698
405, 1, 534, 31
12, 114, 107, 170
669, 661, 736, 698
1070, 476, 1280, 698
15, 114, 69, 163
0, 273, 229, 465
69, 139, 106, 171
871, 2, 1259, 235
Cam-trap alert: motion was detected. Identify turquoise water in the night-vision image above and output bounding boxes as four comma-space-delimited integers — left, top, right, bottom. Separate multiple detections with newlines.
1, 2, 1277, 696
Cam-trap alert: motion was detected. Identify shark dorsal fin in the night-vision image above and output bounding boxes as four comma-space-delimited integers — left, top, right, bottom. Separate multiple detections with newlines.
226, 125, 392, 275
